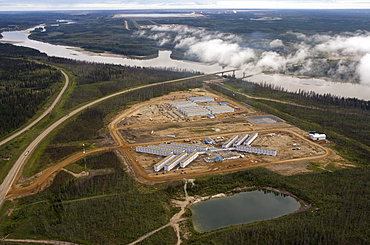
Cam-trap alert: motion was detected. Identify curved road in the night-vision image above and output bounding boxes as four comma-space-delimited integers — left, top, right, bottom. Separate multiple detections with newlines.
0, 72, 223, 207
0, 70, 69, 147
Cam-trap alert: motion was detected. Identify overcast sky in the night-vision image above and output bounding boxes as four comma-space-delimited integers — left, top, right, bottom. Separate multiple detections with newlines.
1, 0, 370, 11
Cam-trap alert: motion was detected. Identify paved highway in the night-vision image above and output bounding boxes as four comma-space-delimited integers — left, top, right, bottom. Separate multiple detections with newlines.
0, 70, 69, 147
0, 72, 228, 207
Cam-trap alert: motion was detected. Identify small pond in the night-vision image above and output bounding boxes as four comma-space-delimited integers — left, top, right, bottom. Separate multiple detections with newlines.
190, 190, 301, 232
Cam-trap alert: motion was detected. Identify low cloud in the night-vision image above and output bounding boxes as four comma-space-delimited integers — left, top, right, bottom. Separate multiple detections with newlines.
357, 54, 370, 85
185, 39, 255, 67
136, 26, 370, 84
315, 33, 370, 56
269, 39, 284, 49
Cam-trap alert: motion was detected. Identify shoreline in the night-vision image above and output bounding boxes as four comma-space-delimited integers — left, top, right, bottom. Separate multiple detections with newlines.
184, 185, 311, 232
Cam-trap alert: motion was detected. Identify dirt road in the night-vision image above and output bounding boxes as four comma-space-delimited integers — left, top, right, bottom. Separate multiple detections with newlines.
7, 119, 332, 200
127, 180, 191, 245
4, 72, 335, 201
1, 72, 231, 205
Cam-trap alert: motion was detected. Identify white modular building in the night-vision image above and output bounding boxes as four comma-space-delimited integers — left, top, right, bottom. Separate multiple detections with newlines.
236, 145, 277, 156
187, 96, 214, 103
233, 133, 249, 146
180, 151, 199, 168
164, 152, 188, 171
170, 142, 208, 152
310, 133, 326, 141
178, 106, 210, 117
136, 146, 172, 156
148, 145, 184, 155
222, 135, 239, 148
204, 105, 234, 114
159, 144, 196, 153
154, 154, 176, 172
244, 132, 258, 146
168, 101, 197, 109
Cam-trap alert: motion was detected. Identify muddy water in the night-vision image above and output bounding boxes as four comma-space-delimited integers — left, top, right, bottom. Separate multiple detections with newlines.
0, 28, 237, 75
2, 28, 369, 100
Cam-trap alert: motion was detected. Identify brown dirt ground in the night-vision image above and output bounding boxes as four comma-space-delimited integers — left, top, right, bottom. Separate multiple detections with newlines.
113, 88, 346, 178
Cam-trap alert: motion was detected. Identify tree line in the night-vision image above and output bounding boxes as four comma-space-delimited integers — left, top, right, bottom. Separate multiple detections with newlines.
210, 80, 370, 165
0, 45, 63, 138
41, 56, 200, 109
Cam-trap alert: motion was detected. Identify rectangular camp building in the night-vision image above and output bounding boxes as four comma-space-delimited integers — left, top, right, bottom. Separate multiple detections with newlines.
222, 135, 239, 148
178, 106, 210, 117
244, 132, 258, 146
310, 133, 326, 141
233, 133, 249, 146
164, 152, 188, 171
204, 105, 234, 114
148, 145, 184, 155
236, 145, 277, 156
135, 146, 172, 156
168, 101, 197, 109
170, 142, 208, 152
187, 96, 214, 103
154, 154, 176, 172
159, 144, 196, 153
180, 151, 199, 168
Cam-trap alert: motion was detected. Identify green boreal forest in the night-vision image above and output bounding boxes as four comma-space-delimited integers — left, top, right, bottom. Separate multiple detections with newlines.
209, 80, 370, 165
0, 44, 204, 183
0, 44, 63, 138
0, 12, 369, 245
1, 61, 369, 244
30, 10, 370, 59
1, 155, 368, 244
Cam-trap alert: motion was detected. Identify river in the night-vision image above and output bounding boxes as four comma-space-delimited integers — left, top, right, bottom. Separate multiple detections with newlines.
1, 28, 369, 100
0, 28, 236, 75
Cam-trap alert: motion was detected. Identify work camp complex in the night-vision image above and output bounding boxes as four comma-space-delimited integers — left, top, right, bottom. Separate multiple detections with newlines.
134, 95, 327, 173
135, 96, 278, 172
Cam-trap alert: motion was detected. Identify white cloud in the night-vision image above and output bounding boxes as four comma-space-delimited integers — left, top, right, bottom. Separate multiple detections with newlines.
136, 25, 370, 84
256, 52, 286, 70
315, 34, 370, 55
357, 54, 370, 85
185, 39, 256, 67
269, 39, 284, 49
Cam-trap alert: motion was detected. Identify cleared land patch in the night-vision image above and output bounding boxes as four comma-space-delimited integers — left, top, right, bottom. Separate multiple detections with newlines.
111, 88, 336, 180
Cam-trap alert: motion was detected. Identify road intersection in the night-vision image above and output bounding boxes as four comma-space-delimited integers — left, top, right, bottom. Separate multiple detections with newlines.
0, 72, 221, 207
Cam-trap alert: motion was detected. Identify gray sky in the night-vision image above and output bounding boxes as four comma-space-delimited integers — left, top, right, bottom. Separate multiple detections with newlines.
1, 0, 370, 11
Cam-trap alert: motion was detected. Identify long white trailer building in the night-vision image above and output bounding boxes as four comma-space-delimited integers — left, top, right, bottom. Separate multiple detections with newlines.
180, 151, 199, 168
236, 145, 277, 156
159, 144, 197, 153
204, 105, 234, 114
188, 96, 214, 103
244, 132, 258, 146
154, 154, 176, 172
170, 142, 209, 152
136, 146, 172, 156
178, 106, 210, 117
164, 152, 188, 171
233, 133, 249, 146
148, 145, 184, 155
222, 135, 239, 148
168, 101, 197, 108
